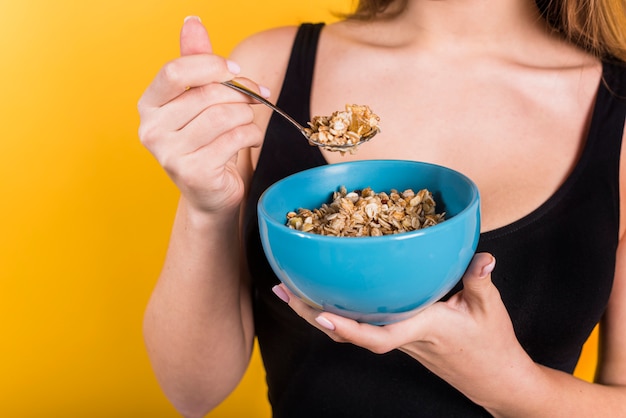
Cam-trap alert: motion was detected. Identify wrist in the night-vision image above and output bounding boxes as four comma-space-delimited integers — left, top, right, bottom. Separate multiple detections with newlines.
480, 356, 553, 418
178, 197, 241, 235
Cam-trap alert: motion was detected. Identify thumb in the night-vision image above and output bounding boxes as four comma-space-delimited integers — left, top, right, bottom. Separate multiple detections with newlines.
180, 16, 212, 56
461, 253, 496, 301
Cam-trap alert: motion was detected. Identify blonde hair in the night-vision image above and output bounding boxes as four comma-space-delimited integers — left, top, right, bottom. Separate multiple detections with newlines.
347, 0, 626, 61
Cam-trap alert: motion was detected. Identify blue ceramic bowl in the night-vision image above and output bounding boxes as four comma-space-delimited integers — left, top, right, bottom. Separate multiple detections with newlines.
257, 160, 480, 325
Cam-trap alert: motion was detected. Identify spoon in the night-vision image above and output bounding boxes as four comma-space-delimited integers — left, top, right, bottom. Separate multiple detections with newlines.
221, 80, 379, 152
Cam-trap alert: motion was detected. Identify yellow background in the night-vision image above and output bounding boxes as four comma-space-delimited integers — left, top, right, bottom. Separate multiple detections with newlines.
0, 0, 598, 417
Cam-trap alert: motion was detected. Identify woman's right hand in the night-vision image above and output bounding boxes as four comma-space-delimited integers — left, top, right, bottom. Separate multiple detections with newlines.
137, 16, 265, 217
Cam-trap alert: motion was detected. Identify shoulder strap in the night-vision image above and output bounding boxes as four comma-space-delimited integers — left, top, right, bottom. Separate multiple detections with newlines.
586, 60, 626, 162
243, 23, 327, 242
603, 59, 626, 99
275, 23, 325, 125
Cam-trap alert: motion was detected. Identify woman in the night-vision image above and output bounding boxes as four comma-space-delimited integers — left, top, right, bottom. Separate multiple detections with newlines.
137, 0, 626, 416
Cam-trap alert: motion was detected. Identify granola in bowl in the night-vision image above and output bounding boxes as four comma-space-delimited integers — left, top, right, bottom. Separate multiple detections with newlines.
286, 186, 445, 237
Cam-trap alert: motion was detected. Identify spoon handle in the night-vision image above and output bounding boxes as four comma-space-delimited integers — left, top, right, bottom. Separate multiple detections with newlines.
221, 80, 307, 133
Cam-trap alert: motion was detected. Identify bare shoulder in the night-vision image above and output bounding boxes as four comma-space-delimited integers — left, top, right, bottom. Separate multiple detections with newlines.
228, 26, 299, 91
228, 26, 301, 169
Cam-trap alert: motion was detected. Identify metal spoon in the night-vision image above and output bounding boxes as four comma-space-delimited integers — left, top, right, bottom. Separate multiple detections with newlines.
221, 80, 378, 152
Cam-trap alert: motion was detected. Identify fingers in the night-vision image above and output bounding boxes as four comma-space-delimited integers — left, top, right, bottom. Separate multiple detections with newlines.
180, 16, 212, 56
165, 123, 260, 194
272, 284, 339, 334
318, 312, 406, 354
138, 54, 240, 112
465, 252, 497, 283
139, 77, 265, 163
142, 81, 255, 138
459, 253, 497, 311
136, 16, 266, 216
180, 105, 263, 166
271, 252, 499, 355
273, 284, 416, 354
145, 104, 258, 168
138, 16, 241, 111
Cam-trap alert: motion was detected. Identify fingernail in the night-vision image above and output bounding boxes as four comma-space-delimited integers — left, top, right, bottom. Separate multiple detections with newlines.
184, 15, 201, 23
272, 285, 290, 304
480, 256, 496, 278
226, 60, 241, 75
259, 85, 271, 98
315, 316, 336, 331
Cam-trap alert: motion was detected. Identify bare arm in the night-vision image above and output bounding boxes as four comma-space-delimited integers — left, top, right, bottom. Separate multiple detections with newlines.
138, 17, 263, 417
142, 200, 255, 417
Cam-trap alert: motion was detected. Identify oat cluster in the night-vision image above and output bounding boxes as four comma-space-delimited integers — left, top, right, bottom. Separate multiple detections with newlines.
304, 104, 380, 153
286, 186, 445, 237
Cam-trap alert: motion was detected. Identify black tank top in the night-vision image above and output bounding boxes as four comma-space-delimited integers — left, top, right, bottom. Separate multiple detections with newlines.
243, 23, 626, 417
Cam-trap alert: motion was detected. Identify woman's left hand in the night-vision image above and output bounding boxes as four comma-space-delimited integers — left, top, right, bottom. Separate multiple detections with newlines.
272, 253, 540, 410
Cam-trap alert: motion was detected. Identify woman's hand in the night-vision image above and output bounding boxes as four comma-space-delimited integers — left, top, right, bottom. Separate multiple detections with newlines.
273, 253, 541, 410
137, 16, 266, 216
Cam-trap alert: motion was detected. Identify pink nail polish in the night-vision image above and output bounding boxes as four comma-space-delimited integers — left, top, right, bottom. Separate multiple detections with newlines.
315, 316, 336, 331
226, 60, 241, 75
480, 257, 496, 278
272, 285, 290, 303
259, 85, 271, 98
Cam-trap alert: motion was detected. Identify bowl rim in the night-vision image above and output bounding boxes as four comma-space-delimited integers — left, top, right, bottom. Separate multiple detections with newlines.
257, 159, 480, 242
